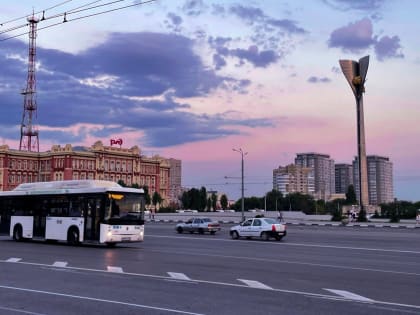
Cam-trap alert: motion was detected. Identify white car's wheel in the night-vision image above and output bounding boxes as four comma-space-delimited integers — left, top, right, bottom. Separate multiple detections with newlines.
261, 232, 269, 241
231, 231, 239, 239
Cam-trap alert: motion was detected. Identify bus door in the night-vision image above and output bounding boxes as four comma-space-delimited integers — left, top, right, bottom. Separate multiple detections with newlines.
0, 199, 11, 235
33, 198, 46, 238
84, 197, 102, 241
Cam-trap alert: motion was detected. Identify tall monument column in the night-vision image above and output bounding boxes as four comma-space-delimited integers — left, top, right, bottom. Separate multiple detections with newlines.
339, 56, 370, 216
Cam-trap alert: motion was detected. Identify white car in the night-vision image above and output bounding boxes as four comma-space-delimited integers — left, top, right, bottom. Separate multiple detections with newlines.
230, 217, 286, 241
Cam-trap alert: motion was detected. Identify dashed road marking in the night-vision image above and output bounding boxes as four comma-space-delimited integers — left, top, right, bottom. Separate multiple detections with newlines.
1, 259, 420, 311
107, 266, 123, 273
238, 279, 273, 290
324, 289, 373, 302
6, 258, 21, 263
168, 272, 191, 281
52, 261, 68, 268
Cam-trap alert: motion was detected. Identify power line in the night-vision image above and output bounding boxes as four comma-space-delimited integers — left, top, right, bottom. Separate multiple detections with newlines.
0, 0, 73, 26
0, 0, 126, 36
0, 0, 157, 42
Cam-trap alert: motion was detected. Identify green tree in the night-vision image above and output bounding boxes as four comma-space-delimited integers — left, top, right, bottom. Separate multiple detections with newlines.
265, 189, 282, 211
206, 197, 212, 211
211, 193, 218, 211
152, 191, 163, 210
199, 187, 207, 211
142, 186, 151, 206
181, 191, 190, 209
345, 185, 357, 205
220, 194, 228, 210
117, 180, 126, 187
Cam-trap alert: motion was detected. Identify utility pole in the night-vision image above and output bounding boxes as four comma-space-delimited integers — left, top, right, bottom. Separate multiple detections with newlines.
233, 148, 247, 222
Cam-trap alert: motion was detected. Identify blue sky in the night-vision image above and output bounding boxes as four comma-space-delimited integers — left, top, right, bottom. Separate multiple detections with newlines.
0, 0, 419, 201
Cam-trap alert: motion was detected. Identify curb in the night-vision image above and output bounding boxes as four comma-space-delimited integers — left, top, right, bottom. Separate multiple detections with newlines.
146, 220, 420, 229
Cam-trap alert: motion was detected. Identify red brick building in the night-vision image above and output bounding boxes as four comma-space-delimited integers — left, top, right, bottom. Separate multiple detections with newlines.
0, 141, 170, 206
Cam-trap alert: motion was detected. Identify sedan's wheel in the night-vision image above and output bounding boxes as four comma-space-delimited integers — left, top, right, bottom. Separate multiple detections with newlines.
198, 228, 204, 234
261, 232, 269, 241
177, 227, 183, 234
275, 236, 283, 241
231, 231, 239, 239
210, 231, 216, 235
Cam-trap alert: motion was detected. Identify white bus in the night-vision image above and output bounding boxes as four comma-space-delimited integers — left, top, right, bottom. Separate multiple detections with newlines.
0, 180, 145, 246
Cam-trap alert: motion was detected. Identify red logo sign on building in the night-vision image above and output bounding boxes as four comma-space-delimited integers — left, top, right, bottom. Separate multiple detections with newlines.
110, 138, 123, 147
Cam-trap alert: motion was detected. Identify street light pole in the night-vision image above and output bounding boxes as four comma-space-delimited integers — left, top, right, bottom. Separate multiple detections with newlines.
233, 148, 247, 222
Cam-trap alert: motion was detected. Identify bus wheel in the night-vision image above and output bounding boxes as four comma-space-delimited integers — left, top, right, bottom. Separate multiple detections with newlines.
67, 228, 80, 245
13, 225, 23, 242
106, 242, 116, 248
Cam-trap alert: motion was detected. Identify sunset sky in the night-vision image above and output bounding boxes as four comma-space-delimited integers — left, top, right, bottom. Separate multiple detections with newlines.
0, 0, 419, 201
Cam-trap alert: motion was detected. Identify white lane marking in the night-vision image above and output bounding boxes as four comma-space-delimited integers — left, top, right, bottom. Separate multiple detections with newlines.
0, 305, 48, 315
146, 248, 420, 278
6, 258, 22, 262
238, 279, 273, 290
0, 285, 204, 315
1, 260, 420, 311
147, 235, 420, 255
52, 261, 68, 268
107, 266, 123, 273
324, 289, 373, 302
168, 272, 191, 281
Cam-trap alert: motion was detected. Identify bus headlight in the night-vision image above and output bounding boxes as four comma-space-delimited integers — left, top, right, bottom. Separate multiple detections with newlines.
107, 231, 113, 237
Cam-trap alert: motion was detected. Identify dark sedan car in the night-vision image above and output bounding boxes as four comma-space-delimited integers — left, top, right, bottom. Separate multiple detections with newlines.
175, 217, 221, 234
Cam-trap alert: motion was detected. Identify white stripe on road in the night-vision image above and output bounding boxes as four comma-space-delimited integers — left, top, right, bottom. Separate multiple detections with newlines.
0, 305, 48, 315
324, 289, 373, 302
1, 260, 420, 311
107, 266, 123, 273
168, 272, 191, 281
238, 279, 273, 290
147, 235, 420, 255
0, 285, 204, 315
146, 248, 420, 278
6, 258, 21, 262
52, 261, 68, 268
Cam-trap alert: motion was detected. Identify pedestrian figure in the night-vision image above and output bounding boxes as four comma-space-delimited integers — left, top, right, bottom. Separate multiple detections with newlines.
416, 212, 420, 225
278, 211, 283, 222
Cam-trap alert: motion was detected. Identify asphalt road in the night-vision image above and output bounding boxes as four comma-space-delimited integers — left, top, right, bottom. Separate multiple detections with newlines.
0, 223, 419, 315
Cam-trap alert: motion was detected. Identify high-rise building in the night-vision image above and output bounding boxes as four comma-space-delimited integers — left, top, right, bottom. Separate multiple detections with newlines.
168, 158, 182, 206
353, 155, 393, 205
273, 164, 313, 195
335, 163, 354, 194
295, 153, 335, 200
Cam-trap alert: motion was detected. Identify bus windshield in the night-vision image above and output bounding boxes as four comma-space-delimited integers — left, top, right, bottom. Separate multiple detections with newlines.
105, 193, 144, 223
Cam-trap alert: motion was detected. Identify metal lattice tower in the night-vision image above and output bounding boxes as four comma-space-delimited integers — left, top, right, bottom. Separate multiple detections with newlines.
19, 14, 40, 152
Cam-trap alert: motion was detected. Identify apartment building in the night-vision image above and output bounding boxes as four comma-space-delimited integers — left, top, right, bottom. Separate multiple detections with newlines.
273, 164, 314, 195
295, 153, 335, 200
353, 155, 393, 205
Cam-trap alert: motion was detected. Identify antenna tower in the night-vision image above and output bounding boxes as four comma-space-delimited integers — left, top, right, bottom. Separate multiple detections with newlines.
19, 13, 40, 152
